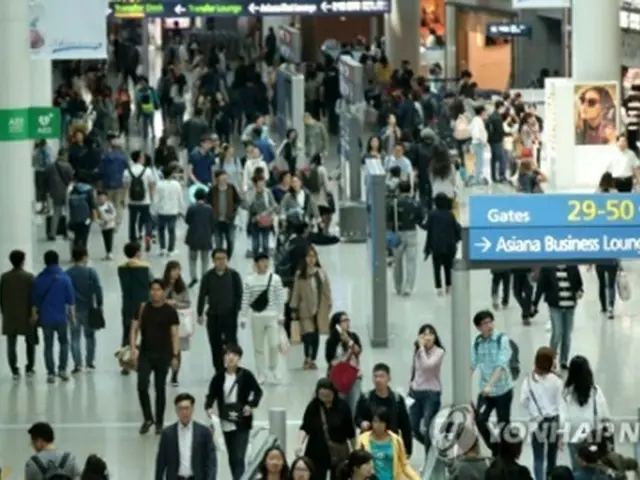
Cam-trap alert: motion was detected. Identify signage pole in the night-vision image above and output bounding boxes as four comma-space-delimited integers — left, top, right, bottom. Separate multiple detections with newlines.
451, 258, 472, 404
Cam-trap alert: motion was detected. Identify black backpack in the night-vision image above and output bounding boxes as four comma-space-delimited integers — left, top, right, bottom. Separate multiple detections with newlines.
250, 274, 272, 313
128, 166, 147, 202
67, 187, 91, 225
303, 167, 321, 193
474, 333, 521, 380
30, 452, 73, 480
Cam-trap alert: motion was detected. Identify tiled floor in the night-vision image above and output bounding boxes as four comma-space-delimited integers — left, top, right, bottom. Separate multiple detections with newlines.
2, 56, 639, 478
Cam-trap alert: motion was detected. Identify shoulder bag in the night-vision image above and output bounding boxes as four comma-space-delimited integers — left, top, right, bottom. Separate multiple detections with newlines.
319, 405, 350, 467
329, 342, 358, 394
220, 375, 242, 424
87, 269, 105, 330
616, 267, 631, 301
250, 274, 273, 313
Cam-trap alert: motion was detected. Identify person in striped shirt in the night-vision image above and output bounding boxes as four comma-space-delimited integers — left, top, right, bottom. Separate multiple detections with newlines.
239, 253, 286, 385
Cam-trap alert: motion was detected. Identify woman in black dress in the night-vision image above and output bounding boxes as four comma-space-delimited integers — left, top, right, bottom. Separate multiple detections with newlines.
295, 378, 356, 480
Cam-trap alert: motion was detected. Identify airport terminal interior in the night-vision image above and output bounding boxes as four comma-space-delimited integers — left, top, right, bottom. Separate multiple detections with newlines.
3, 4, 640, 479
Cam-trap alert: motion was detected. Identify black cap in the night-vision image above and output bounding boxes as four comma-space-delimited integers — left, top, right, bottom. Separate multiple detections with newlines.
253, 252, 270, 262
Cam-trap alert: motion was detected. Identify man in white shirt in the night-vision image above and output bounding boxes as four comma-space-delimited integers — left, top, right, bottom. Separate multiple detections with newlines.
607, 135, 640, 192
123, 151, 157, 251
152, 167, 186, 256
155, 392, 217, 480
469, 105, 489, 186
239, 253, 286, 384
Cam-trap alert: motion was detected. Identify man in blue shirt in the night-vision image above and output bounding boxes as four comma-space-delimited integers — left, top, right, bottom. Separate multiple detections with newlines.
471, 309, 514, 455
98, 135, 129, 226
31, 250, 76, 383
188, 135, 215, 186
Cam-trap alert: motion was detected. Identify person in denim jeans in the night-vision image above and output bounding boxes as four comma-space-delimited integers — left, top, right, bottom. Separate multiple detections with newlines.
471, 310, 514, 456
532, 265, 583, 370
247, 175, 276, 256
324, 311, 363, 418
124, 151, 157, 251
520, 347, 563, 480
65, 246, 103, 374
31, 250, 76, 384
409, 324, 445, 457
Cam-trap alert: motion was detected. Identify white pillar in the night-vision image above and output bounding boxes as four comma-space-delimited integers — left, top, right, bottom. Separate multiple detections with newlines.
445, 3, 457, 79
571, 0, 620, 81
385, 0, 420, 72
0, 0, 35, 270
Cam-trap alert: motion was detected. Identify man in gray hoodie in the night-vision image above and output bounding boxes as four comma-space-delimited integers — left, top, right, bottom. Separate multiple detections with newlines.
44, 148, 74, 241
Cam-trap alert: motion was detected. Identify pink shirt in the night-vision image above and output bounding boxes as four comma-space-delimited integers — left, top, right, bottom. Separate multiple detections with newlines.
410, 346, 444, 392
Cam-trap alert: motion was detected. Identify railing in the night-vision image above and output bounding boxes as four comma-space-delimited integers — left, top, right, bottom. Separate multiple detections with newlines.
240, 408, 288, 480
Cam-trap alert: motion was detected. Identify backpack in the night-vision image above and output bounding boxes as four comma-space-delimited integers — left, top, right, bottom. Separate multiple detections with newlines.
30, 452, 73, 480
128, 166, 147, 202
303, 166, 321, 193
474, 333, 520, 380
67, 187, 91, 225
275, 242, 295, 287
250, 274, 272, 313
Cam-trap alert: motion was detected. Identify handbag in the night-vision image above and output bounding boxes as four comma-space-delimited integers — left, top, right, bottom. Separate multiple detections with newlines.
87, 271, 105, 330
616, 268, 631, 301
319, 406, 350, 467
385, 198, 401, 249
290, 320, 302, 345
329, 358, 358, 394
453, 115, 470, 140
177, 308, 193, 338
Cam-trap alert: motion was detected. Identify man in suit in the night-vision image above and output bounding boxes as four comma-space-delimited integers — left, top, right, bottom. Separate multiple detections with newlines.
155, 392, 217, 480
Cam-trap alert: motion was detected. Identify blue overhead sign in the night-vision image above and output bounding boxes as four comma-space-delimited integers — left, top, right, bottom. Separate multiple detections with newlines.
468, 194, 640, 261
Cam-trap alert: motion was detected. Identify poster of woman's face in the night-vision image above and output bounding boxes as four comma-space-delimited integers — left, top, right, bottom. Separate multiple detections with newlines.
574, 83, 618, 146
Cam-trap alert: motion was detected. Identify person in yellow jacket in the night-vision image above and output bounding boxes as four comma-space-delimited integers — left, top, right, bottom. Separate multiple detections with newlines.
356, 407, 420, 480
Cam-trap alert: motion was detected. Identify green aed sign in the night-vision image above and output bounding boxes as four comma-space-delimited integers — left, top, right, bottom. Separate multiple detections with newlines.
0, 107, 61, 141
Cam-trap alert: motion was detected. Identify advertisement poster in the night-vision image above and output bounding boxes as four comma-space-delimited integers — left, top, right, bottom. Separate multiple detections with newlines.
573, 82, 619, 146
30, 0, 107, 60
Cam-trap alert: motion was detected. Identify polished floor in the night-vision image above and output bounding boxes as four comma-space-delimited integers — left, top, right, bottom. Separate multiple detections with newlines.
3, 59, 639, 478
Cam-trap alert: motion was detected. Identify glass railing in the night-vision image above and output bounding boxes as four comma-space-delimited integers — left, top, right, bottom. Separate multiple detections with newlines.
240, 427, 279, 480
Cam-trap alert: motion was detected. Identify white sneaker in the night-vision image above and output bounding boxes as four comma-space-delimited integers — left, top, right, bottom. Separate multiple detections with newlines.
256, 374, 265, 385
167, 250, 178, 257
159, 249, 166, 257
545, 320, 551, 332
267, 370, 281, 385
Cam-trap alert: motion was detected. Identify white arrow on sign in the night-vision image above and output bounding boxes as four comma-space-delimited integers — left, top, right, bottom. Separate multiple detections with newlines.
474, 237, 492, 253
320, 1, 331, 11
174, 4, 186, 14
248, 2, 259, 13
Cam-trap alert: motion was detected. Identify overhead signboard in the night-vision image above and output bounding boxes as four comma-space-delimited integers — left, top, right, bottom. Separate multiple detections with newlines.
486, 23, 532, 38
107, 0, 390, 17
468, 194, 640, 261
511, 0, 569, 8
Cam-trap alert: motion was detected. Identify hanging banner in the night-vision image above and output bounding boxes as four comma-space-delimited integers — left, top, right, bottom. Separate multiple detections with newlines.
573, 82, 619, 146
30, 0, 107, 60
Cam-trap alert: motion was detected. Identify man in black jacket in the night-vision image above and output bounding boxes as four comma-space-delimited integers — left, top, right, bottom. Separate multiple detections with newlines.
354, 363, 413, 456
486, 100, 506, 182
197, 248, 243, 372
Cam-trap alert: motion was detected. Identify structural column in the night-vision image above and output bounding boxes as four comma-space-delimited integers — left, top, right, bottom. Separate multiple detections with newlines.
444, 2, 457, 79
571, 0, 620, 81
0, 0, 35, 270
385, 0, 421, 72
31, 59, 56, 147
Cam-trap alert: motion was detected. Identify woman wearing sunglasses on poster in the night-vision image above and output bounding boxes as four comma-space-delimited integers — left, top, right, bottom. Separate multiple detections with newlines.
574, 85, 617, 146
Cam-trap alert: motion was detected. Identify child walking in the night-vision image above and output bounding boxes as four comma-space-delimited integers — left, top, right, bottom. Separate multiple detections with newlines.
97, 190, 116, 260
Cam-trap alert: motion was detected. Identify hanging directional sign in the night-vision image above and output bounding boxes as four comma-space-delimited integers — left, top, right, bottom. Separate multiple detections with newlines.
107, 0, 390, 17
468, 194, 640, 261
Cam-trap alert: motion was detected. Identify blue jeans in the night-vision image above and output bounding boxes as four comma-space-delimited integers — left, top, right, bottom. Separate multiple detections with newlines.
409, 389, 441, 456
70, 320, 96, 368
251, 226, 270, 256
213, 221, 236, 259
471, 143, 485, 183
140, 113, 155, 141
531, 417, 559, 480
549, 307, 575, 365
157, 214, 178, 252
128, 204, 151, 243
42, 323, 69, 375
489, 142, 505, 181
